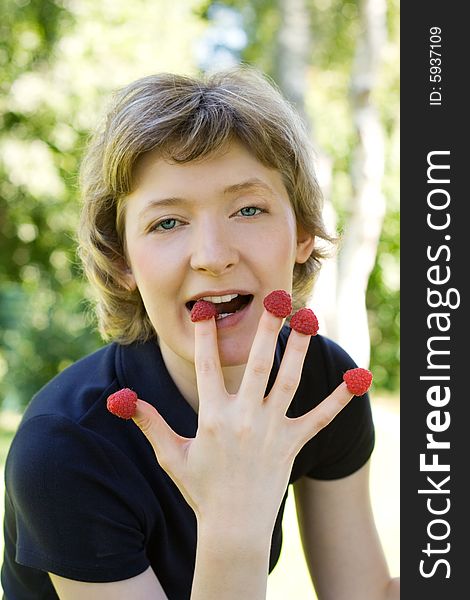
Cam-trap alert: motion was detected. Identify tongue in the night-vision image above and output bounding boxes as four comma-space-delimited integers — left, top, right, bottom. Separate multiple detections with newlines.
214, 295, 246, 315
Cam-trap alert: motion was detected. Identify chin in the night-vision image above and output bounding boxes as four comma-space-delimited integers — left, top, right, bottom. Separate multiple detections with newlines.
219, 356, 249, 369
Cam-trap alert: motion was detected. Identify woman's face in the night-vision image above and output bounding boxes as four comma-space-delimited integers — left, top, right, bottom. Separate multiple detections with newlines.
123, 141, 313, 368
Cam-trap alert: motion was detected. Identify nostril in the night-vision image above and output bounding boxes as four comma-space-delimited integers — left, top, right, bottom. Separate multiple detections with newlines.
189, 238, 238, 274
192, 262, 236, 275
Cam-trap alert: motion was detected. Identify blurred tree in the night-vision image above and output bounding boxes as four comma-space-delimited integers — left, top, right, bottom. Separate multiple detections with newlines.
333, 0, 387, 367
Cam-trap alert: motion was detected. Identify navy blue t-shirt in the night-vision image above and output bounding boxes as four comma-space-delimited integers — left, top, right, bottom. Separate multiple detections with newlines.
1, 328, 374, 599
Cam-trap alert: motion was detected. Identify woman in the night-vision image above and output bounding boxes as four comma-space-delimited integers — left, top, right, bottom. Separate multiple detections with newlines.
2, 67, 399, 599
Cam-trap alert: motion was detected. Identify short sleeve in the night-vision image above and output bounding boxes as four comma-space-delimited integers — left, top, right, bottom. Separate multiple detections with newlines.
290, 335, 375, 481
5, 414, 151, 582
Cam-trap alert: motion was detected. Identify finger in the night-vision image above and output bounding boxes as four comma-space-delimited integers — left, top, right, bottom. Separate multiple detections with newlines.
193, 317, 225, 404
237, 309, 283, 403
133, 399, 187, 473
291, 382, 354, 449
267, 329, 311, 412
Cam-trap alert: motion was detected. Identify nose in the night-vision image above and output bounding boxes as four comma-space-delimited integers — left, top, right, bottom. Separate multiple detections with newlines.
190, 218, 238, 276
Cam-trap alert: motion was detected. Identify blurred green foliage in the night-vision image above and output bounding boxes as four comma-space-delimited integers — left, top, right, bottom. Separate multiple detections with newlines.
0, 0, 399, 410
0, 0, 206, 409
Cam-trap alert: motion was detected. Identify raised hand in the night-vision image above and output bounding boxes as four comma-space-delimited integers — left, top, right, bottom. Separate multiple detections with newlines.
130, 295, 356, 535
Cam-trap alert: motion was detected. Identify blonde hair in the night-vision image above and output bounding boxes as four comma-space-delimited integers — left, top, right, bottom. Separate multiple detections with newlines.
78, 66, 334, 343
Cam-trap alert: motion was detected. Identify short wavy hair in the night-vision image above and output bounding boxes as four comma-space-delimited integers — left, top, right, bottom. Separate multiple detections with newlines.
78, 66, 334, 344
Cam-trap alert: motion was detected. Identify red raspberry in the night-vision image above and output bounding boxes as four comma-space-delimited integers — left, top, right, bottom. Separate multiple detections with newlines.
289, 308, 319, 335
263, 290, 292, 318
107, 388, 138, 419
190, 299, 217, 322
343, 368, 373, 396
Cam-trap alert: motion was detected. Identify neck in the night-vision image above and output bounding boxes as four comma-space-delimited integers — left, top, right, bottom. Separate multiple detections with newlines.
159, 340, 245, 412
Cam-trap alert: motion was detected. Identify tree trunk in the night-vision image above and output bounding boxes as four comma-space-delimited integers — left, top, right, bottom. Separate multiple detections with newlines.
273, 0, 338, 337
334, 0, 387, 367
274, 0, 311, 126
273, 0, 387, 368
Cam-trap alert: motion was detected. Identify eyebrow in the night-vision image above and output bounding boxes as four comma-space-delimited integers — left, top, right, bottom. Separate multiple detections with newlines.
223, 177, 277, 197
137, 177, 277, 221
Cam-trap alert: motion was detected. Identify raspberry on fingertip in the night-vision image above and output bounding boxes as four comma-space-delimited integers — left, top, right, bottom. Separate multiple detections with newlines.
107, 388, 138, 419
190, 300, 217, 322
289, 308, 319, 336
263, 290, 292, 318
343, 368, 373, 396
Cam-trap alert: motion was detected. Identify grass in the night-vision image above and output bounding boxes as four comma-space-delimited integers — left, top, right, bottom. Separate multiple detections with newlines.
0, 395, 399, 597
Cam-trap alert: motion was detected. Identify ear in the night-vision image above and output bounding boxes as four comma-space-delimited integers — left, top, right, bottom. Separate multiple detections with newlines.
295, 226, 315, 264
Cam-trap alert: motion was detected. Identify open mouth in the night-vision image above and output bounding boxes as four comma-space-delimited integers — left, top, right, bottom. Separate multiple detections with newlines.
186, 293, 254, 321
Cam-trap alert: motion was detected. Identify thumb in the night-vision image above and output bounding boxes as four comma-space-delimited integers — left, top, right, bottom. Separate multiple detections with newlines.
133, 399, 188, 474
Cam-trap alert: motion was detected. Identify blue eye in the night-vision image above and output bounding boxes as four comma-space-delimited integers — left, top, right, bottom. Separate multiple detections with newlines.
151, 218, 180, 232
239, 206, 261, 217
159, 219, 177, 229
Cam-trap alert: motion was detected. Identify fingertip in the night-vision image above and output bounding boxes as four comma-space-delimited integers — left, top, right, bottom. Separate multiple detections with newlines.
133, 397, 149, 414
260, 308, 284, 332
192, 314, 217, 328
337, 381, 354, 405
132, 398, 156, 428
193, 313, 217, 340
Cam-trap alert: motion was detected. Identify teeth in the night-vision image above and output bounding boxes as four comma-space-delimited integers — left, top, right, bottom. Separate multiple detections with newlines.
216, 313, 232, 320
201, 293, 239, 304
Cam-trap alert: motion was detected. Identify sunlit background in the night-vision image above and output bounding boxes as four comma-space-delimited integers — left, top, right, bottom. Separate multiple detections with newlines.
0, 0, 399, 596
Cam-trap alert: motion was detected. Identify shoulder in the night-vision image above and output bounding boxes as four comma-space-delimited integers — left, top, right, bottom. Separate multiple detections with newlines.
278, 326, 358, 400
5, 414, 106, 501
3, 341, 168, 584
5, 342, 130, 498
4, 409, 155, 584
5, 338, 170, 490
280, 327, 375, 481
308, 334, 359, 390
312, 334, 358, 368
20, 342, 121, 425
278, 324, 357, 365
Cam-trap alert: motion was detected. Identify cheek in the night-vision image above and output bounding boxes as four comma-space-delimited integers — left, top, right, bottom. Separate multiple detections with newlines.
250, 223, 297, 267
240, 233, 297, 297
128, 244, 154, 284
126, 239, 181, 304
